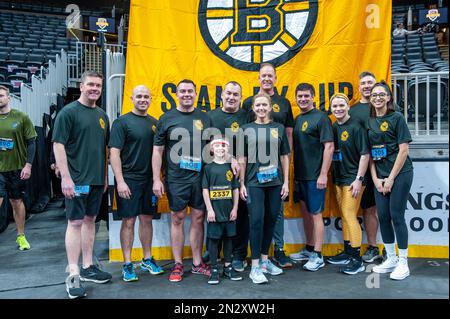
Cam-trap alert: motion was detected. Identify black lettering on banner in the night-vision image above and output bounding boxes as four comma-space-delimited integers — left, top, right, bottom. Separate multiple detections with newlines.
253, 86, 260, 96
410, 217, 424, 232
339, 82, 353, 100
429, 217, 443, 232
323, 217, 331, 227
273, 86, 289, 98
327, 82, 335, 111
425, 193, 444, 210
408, 193, 422, 210
319, 83, 326, 111
215, 86, 222, 110
197, 85, 211, 112
161, 83, 177, 113
233, 0, 281, 43
334, 217, 342, 231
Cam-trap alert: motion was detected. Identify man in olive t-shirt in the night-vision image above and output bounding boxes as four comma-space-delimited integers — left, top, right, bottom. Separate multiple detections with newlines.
242, 63, 294, 268
0, 85, 36, 251
52, 71, 111, 299
349, 71, 381, 263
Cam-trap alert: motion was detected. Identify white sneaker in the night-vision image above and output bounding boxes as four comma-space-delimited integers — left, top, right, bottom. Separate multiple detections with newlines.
303, 252, 325, 272
390, 258, 410, 280
249, 266, 269, 284
290, 248, 312, 261
372, 256, 398, 274
260, 259, 283, 276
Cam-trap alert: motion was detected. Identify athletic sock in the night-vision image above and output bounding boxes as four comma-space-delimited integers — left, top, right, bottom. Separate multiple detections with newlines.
305, 245, 314, 252
384, 243, 396, 258
398, 248, 408, 259
343, 240, 350, 254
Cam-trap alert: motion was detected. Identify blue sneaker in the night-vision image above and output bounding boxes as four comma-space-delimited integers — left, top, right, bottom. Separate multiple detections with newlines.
140, 257, 164, 275
122, 263, 138, 282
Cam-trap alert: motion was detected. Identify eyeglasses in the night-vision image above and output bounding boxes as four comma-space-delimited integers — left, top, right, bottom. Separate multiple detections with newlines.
370, 93, 388, 98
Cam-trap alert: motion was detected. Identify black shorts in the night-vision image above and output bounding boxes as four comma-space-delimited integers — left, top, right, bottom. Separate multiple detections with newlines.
0, 170, 26, 199
65, 185, 104, 220
115, 178, 157, 218
166, 180, 205, 212
207, 221, 237, 240
360, 176, 376, 210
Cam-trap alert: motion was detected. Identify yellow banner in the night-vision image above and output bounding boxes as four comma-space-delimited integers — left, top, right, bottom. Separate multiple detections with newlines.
123, 0, 392, 217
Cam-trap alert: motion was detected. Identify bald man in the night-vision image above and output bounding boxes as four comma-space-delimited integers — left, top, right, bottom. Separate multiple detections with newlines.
109, 85, 164, 282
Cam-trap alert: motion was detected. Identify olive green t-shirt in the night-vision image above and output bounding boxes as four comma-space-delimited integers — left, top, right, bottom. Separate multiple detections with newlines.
154, 108, 211, 183
52, 101, 110, 185
0, 109, 37, 172
293, 108, 334, 181
367, 111, 413, 178
109, 112, 157, 181
240, 121, 290, 187
207, 107, 248, 157
202, 162, 239, 222
332, 117, 369, 186
242, 93, 294, 128
349, 101, 370, 129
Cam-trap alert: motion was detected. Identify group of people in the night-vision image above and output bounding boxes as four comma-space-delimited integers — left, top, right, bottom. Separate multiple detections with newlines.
0, 64, 414, 299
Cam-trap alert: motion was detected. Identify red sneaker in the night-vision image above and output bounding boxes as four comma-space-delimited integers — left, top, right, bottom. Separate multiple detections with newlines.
191, 262, 211, 276
169, 263, 184, 282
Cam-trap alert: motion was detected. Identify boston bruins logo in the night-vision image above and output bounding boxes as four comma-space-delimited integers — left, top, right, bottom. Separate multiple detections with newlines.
198, 0, 318, 71
301, 121, 308, 132
341, 130, 349, 142
99, 118, 105, 130
226, 170, 233, 181
380, 121, 389, 132
272, 104, 280, 113
231, 121, 240, 133
195, 120, 204, 131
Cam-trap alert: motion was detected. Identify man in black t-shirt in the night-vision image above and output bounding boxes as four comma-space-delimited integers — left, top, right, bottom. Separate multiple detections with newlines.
153, 79, 211, 282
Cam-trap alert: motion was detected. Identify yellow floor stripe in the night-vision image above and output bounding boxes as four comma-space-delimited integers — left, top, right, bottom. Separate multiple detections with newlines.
109, 244, 449, 262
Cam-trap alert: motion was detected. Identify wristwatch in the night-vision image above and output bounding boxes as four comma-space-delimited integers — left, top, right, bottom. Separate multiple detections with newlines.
356, 175, 364, 182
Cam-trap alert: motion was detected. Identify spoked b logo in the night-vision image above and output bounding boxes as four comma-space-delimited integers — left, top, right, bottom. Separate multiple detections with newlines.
198, 0, 318, 71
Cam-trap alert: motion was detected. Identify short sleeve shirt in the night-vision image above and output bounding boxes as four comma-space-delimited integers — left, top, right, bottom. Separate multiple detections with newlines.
242, 93, 294, 128
52, 101, 110, 185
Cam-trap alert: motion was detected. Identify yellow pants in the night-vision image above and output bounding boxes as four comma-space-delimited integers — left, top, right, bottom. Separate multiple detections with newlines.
335, 185, 365, 248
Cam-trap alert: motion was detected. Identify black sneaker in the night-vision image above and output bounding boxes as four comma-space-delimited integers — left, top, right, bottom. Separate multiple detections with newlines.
208, 268, 220, 285
362, 246, 382, 263
80, 265, 112, 284
327, 251, 351, 265
223, 265, 243, 281
340, 257, 365, 275
65, 274, 87, 299
273, 249, 293, 268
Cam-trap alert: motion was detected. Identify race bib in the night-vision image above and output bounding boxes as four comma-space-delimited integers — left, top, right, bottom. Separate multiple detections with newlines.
371, 145, 387, 161
0, 138, 14, 150
210, 187, 232, 200
180, 156, 202, 172
74, 185, 90, 197
257, 165, 278, 184
332, 150, 343, 162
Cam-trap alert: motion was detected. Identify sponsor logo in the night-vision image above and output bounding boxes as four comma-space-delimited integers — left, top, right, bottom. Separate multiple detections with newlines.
96, 18, 109, 31
426, 9, 440, 22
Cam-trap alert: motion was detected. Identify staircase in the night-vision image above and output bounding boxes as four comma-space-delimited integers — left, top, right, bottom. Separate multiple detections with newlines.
438, 44, 449, 61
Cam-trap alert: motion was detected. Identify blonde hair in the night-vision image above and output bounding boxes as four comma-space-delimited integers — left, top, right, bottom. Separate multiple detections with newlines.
330, 92, 350, 105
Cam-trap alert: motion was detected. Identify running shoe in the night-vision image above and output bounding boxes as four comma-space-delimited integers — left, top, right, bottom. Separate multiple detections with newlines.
140, 257, 164, 275
16, 234, 31, 251
362, 246, 382, 263
327, 251, 351, 265
303, 252, 325, 272
223, 265, 243, 281
169, 262, 184, 282
231, 259, 248, 272
249, 266, 268, 284
290, 248, 312, 261
260, 259, 283, 275
372, 256, 398, 274
191, 262, 211, 276
208, 267, 220, 285
340, 257, 365, 275
80, 265, 112, 283
390, 257, 410, 280
273, 249, 293, 268
65, 274, 87, 299
122, 262, 138, 282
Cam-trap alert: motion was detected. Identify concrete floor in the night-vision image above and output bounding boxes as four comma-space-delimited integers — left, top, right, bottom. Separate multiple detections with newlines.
0, 200, 448, 300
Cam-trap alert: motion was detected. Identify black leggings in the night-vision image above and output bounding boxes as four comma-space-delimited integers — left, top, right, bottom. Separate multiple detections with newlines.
246, 185, 282, 259
208, 237, 232, 268
232, 199, 249, 260
374, 170, 413, 249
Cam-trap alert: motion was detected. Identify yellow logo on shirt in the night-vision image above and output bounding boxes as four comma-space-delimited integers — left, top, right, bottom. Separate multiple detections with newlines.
271, 128, 279, 138
272, 104, 280, 113
99, 118, 105, 130
341, 130, 349, 142
231, 121, 239, 133
194, 120, 203, 131
380, 121, 389, 132
302, 121, 308, 132
152, 125, 156, 133
226, 170, 233, 182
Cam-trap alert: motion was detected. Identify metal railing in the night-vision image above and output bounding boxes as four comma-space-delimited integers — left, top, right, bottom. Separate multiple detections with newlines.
69, 41, 124, 86
10, 49, 68, 126
105, 49, 125, 123
392, 71, 449, 142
